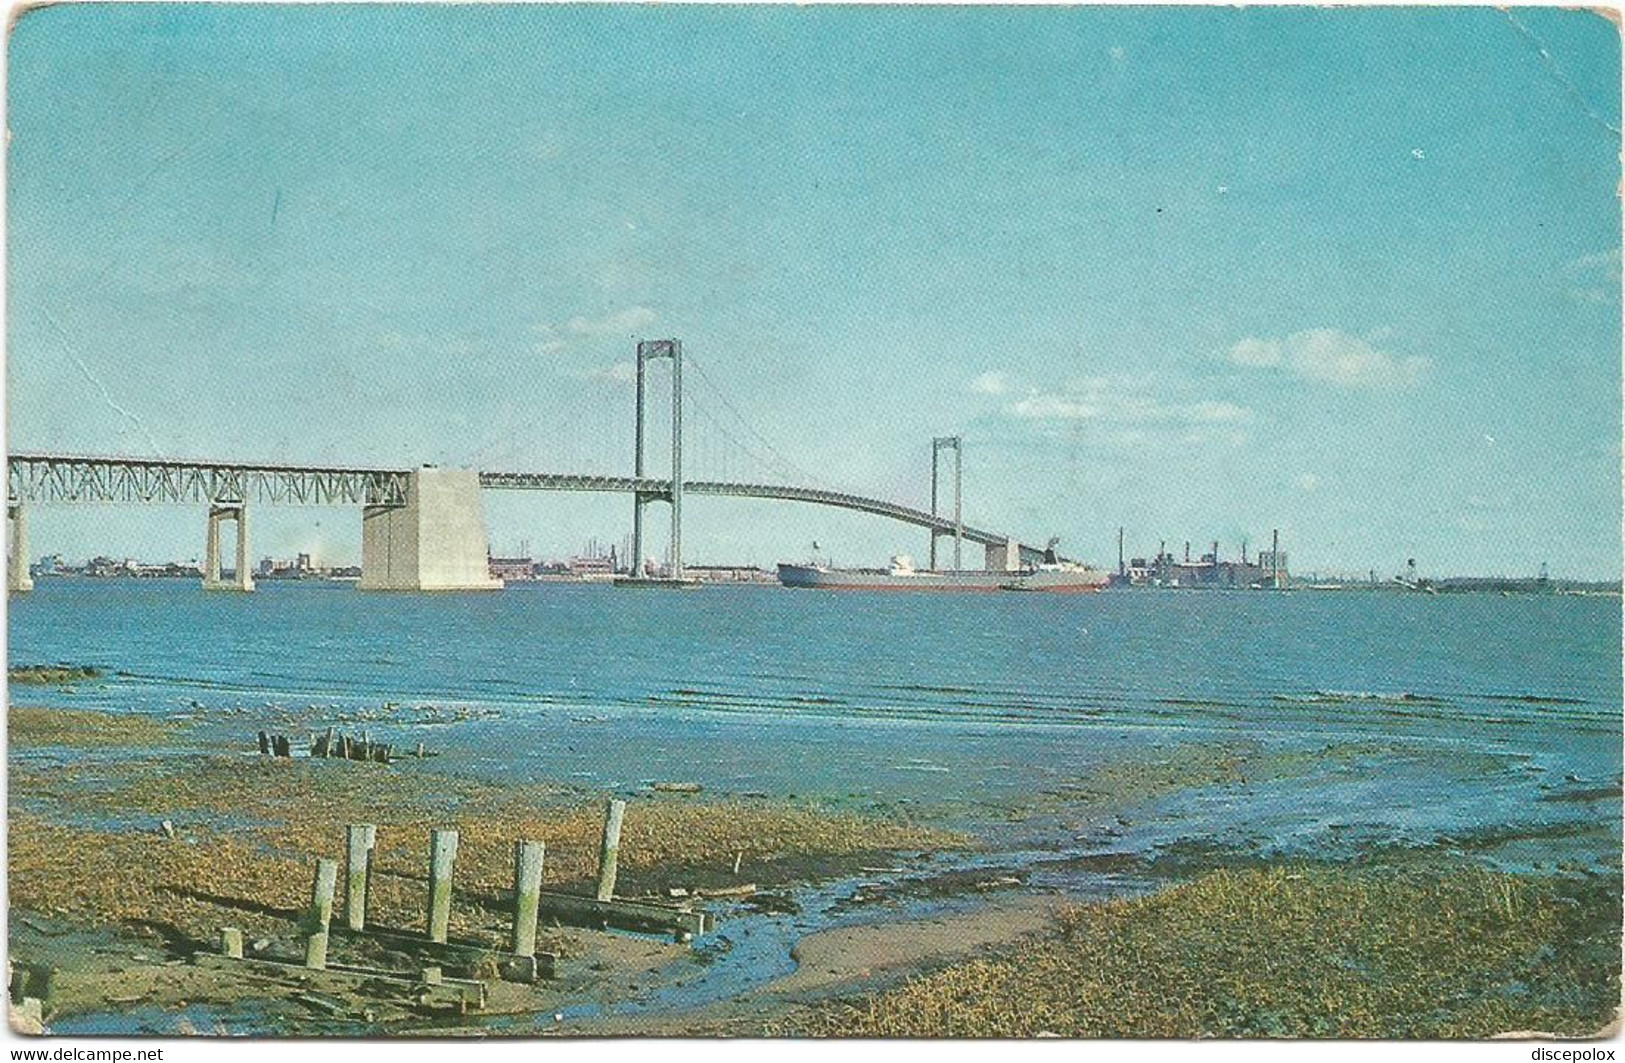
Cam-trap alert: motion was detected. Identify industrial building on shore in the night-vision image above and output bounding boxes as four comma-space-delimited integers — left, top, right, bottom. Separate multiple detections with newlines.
1111, 530, 1289, 589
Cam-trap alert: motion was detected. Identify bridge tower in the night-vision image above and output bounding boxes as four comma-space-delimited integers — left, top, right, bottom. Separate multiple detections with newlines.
629, 339, 684, 580
202, 501, 255, 592
7, 500, 32, 593
203, 500, 256, 591
929, 436, 963, 571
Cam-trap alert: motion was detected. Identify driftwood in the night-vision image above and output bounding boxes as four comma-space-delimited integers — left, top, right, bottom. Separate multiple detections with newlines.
303, 729, 435, 764
193, 952, 486, 1014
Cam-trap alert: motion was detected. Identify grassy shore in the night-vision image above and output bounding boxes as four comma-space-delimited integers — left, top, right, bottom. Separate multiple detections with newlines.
9, 708, 968, 951
798, 863, 1621, 1038
9, 706, 179, 748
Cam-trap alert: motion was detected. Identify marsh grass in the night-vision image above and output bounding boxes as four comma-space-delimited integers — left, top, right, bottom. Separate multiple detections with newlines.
8, 754, 968, 948
803, 864, 1621, 1038
8, 706, 179, 748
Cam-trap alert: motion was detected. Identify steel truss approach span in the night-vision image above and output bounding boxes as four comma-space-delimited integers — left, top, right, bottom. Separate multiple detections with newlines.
7, 454, 411, 507
6, 454, 1043, 557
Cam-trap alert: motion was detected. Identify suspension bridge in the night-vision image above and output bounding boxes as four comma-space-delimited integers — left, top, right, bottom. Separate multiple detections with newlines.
5, 339, 1059, 592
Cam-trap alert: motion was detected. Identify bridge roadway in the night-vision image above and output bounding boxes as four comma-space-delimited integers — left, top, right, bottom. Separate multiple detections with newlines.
7, 452, 1041, 558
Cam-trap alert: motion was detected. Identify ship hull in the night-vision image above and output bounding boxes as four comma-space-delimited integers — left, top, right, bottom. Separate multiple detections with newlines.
776, 563, 1107, 593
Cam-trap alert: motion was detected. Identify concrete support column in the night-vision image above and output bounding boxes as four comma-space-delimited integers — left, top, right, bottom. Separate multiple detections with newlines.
7, 502, 32, 594
203, 503, 254, 592
359, 470, 501, 591
205, 509, 222, 584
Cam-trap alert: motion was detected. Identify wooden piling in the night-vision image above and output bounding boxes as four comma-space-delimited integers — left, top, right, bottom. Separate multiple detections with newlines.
595, 799, 627, 902
426, 828, 459, 944
511, 840, 546, 958
345, 824, 376, 932
304, 858, 339, 970
218, 927, 244, 959
258, 731, 270, 755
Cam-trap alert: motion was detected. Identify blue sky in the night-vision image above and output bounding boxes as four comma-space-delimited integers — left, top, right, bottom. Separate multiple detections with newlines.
8, 4, 1621, 577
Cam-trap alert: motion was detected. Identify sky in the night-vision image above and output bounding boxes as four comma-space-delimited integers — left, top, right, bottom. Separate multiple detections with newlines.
7, 4, 1621, 578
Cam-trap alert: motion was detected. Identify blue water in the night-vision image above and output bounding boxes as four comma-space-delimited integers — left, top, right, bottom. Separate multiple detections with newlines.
10, 580, 1619, 861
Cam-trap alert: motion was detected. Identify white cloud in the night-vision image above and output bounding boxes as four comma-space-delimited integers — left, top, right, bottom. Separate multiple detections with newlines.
1226, 329, 1428, 390
1007, 394, 1098, 420
1227, 336, 1283, 368
565, 306, 658, 336
969, 370, 1011, 396
1568, 247, 1621, 278
1296, 473, 1319, 493
1003, 375, 1254, 430
589, 362, 637, 383
534, 339, 568, 354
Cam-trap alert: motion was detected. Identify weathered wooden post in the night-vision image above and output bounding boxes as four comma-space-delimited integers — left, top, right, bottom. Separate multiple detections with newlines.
345, 824, 376, 931
426, 828, 459, 943
218, 927, 244, 959
257, 731, 270, 755
595, 799, 627, 902
511, 840, 546, 958
304, 858, 339, 970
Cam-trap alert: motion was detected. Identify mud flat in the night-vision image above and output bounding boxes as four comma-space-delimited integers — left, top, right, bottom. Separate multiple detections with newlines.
6, 705, 971, 1034
787, 862, 1623, 1039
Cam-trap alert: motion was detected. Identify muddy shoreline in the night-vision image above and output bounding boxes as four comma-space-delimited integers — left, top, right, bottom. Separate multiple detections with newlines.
8, 691, 1621, 1037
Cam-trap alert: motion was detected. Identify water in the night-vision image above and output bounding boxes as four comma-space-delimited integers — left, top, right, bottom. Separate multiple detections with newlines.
10, 581, 1619, 848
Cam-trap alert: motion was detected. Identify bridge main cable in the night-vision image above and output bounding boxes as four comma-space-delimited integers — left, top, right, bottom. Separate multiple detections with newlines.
6, 452, 1051, 560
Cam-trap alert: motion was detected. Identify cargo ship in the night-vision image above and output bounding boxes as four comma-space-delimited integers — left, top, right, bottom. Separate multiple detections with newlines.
777, 553, 1108, 593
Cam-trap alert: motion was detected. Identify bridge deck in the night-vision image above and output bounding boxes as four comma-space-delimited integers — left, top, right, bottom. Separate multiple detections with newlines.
7, 453, 1046, 559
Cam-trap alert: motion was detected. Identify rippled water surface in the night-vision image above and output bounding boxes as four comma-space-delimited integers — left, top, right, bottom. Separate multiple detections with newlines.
10, 580, 1621, 868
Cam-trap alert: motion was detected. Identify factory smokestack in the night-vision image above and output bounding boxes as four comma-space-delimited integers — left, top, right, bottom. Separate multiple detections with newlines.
1118, 527, 1125, 576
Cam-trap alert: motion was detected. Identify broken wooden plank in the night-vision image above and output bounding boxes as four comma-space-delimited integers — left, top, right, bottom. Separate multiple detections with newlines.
535, 889, 713, 937
191, 952, 486, 1012
329, 922, 556, 981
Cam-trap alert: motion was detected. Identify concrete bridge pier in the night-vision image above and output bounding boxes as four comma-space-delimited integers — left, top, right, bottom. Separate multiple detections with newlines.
203, 502, 255, 591
7, 501, 33, 593
359, 468, 501, 591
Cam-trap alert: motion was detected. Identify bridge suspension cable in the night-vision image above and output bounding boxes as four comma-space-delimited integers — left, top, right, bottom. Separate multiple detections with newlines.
681, 353, 826, 489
